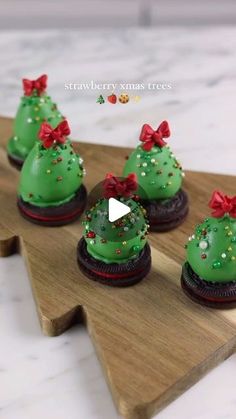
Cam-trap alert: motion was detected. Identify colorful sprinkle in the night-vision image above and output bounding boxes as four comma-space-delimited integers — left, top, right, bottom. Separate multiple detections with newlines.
212, 261, 221, 269
86, 231, 96, 238
199, 240, 208, 250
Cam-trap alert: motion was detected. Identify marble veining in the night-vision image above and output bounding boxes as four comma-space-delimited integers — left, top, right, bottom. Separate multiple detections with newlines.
0, 27, 236, 419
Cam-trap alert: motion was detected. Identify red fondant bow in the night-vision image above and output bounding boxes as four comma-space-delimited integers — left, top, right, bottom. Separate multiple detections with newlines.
209, 190, 236, 218
139, 121, 170, 151
22, 74, 48, 96
39, 120, 70, 148
103, 173, 138, 198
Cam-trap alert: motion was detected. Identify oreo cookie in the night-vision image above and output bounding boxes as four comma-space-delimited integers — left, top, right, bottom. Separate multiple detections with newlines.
77, 238, 151, 287
181, 262, 236, 308
141, 189, 189, 232
17, 184, 87, 226
8, 153, 24, 170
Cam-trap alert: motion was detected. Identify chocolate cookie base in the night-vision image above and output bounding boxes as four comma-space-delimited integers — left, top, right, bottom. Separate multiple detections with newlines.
181, 262, 236, 308
77, 238, 151, 287
141, 189, 189, 232
7, 153, 24, 170
17, 184, 87, 226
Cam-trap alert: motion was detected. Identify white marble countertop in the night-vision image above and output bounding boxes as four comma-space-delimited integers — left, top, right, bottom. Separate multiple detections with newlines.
0, 27, 236, 419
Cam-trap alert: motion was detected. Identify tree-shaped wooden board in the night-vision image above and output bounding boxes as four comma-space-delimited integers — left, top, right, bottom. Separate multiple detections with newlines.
1, 116, 236, 419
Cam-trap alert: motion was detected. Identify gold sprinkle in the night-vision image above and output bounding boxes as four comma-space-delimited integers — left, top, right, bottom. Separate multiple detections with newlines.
228, 246, 233, 252
57, 176, 63, 182
46, 169, 51, 174
231, 256, 235, 261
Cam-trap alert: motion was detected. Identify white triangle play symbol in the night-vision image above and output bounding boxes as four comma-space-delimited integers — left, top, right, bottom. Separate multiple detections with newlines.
108, 198, 131, 222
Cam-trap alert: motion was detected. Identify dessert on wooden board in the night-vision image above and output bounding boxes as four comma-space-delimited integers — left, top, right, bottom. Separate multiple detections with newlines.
7, 74, 64, 169
182, 190, 236, 307
77, 173, 151, 286
17, 120, 87, 226
123, 120, 188, 231
2, 114, 236, 419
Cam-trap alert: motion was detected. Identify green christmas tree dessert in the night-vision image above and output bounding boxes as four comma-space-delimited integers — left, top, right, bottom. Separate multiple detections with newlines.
17, 120, 87, 226
181, 190, 236, 307
7, 74, 63, 169
123, 121, 189, 232
77, 173, 151, 287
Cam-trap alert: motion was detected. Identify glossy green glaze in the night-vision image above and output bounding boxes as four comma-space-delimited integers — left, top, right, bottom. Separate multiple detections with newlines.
18, 140, 85, 207
123, 144, 183, 200
186, 216, 236, 282
83, 198, 149, 264
7, 93, 63, 160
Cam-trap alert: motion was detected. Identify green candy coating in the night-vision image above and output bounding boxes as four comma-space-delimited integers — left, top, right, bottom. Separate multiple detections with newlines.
186, 216, 236, 283
123, 144, 183, 199
7, 93, 63, 160
18, 140, 84, 207
83, 198, 148, 264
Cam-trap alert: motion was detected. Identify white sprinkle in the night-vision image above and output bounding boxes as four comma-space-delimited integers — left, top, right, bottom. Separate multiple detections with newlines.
151, 158, 155, 163
124, 226, 129, 231
142, 162, 147, 167
137, 154, 141, 158
221, 253, 227, 259
199, 240, 208, 250
182, 172, 185, 177
141, 172, 146, 177
27, 118, 32, 123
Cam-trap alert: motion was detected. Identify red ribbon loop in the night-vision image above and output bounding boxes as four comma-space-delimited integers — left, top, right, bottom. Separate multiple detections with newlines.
139, 120, 170, 151
23, 74, 48, 96
209, 190, 236, 218
103, 173, 138, 199
39, 120, 70, 148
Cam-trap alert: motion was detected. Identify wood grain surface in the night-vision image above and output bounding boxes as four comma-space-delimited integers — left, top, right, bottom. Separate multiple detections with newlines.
1, 116, 236, 419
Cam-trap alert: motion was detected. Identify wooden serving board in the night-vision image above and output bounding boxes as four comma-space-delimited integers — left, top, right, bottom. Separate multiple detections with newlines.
1, 116, 236, 419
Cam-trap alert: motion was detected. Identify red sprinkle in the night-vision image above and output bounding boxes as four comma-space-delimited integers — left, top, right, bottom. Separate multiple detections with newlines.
86, 231, 96, 238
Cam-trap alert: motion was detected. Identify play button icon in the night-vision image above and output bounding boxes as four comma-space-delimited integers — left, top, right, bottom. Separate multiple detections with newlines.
108, 198, 131, 222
